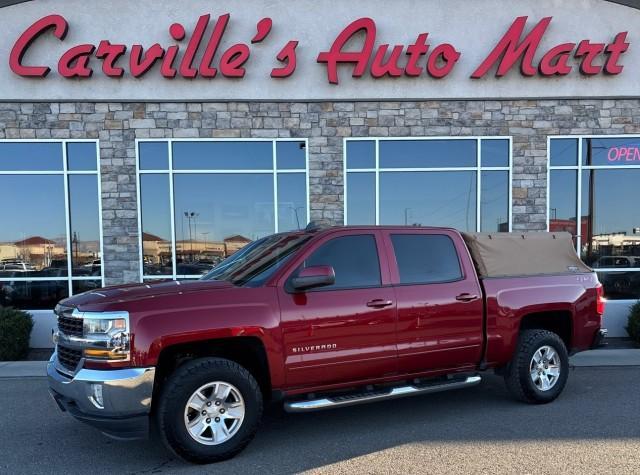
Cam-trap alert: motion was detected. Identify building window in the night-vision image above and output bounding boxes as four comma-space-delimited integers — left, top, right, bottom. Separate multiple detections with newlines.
0, 141, 103, 310
344, 138, 512, 232
137, 139, 309, 281
548, 136, 640, 300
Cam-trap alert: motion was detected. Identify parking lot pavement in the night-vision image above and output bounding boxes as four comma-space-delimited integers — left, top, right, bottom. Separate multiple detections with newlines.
1, 367, 639, 475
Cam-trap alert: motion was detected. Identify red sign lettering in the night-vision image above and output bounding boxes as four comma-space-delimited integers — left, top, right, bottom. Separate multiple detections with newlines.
9, 13, 287, 80
471, 16, 628, 79
7, 14, 630, 83
10, 14, 68, 77
316, 18, 461, 84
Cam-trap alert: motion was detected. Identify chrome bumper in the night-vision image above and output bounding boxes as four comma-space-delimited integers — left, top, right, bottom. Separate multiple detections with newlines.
47, 353, 155, 439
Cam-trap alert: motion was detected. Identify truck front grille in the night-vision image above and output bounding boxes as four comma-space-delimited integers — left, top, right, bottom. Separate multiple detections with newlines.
57, 345, 82, 371
57, 315, 84, 337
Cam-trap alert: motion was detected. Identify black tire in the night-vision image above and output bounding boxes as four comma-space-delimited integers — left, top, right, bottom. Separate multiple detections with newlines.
504, 329, 569, 404
156, 357, 263, 464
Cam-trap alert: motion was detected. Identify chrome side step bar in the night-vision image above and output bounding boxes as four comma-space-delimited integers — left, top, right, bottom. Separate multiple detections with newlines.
284, 375, 481, 413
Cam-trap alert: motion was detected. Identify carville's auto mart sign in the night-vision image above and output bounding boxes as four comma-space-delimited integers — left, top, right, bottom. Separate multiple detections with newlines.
1, 0, 640, 101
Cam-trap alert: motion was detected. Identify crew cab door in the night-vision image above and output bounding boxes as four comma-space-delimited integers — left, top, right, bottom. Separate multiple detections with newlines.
277, 231, 398, 389
383, 230, 484, 374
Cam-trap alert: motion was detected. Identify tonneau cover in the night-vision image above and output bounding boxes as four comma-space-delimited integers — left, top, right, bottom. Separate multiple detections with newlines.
461, 232, 592, 278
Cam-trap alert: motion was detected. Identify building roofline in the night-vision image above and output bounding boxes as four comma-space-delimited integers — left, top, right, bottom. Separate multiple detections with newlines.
1, 0, 640, 9
605, 0, 640, 9
0, 0, 32, 8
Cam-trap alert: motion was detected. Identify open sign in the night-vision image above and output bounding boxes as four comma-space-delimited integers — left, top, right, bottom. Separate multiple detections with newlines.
607, 145, 640, 163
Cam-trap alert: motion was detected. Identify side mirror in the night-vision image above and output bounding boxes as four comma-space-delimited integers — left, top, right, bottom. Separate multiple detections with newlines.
291, 265, 336, 291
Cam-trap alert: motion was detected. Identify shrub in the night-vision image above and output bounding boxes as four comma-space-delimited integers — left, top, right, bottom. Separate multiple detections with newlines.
627, 301, 640, 346
0, 306, 33, 361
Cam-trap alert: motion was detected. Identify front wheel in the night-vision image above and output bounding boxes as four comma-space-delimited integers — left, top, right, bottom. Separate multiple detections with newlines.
504, 329, 569, 404
156, 357, 263, 464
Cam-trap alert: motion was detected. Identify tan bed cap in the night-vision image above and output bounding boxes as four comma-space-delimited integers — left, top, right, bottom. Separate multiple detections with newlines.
461, 232, 592, 278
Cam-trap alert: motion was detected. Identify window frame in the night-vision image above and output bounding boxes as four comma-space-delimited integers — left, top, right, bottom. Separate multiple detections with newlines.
343, 136, 513, 232
136, 138, 310, 282
0, 139, 105, 298
547, 134, 640, 276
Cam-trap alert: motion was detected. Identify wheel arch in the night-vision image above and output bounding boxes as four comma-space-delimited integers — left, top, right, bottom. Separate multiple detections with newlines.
152, 336, 272, 404
519, 310, 573, 351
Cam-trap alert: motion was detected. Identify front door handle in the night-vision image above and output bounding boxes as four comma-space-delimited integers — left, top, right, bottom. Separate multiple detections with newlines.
456, 293, 479, 302
366, 299, 394, 308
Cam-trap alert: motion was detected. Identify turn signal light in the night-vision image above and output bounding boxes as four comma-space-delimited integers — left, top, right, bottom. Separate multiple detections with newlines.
83, 348, 128, 360
596, 284, 606, 316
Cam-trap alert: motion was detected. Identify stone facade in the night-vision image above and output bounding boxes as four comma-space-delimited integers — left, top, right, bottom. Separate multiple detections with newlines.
0, 99, 637, 285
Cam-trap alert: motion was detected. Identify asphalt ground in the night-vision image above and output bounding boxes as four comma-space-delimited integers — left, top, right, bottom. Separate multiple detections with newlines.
0, 367, 639, 474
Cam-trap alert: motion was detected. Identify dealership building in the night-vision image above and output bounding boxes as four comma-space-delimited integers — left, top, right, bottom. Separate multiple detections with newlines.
1, 0, 639, 347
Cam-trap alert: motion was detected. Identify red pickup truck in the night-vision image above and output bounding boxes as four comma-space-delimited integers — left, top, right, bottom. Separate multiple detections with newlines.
48, 225, 606, 464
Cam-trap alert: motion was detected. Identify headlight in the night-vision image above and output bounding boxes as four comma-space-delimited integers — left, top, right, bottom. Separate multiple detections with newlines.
81, 312, 131, 361
83, 317, 127, 335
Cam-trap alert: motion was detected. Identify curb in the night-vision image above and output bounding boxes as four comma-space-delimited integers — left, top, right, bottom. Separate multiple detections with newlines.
1, 349, 640, 378
569, 349, 640, 367
0, 360, 47, 378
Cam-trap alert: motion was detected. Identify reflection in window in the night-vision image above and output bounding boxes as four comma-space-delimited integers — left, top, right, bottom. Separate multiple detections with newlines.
549, 170, 578, 239
174, 174, 275, 278
303, 235, 381, 290
276, 141, 307, 170
346, 141, 375, 169
0, 175, 67, 276
346, 138, 511, 232
68, 175, 101, 275
380, 172, 477, 230
580, 170, 640, 267
481, 140, 510, 168
0, 141, 102, 309
550, 139, 578, 167
139, 142, 169, 170
138, 140, 308, 280
72, 279, 102, 295
481, 171, 510, 232
67, 143, 98, 171
549, 137, 640, 300
391, 234, 462, 284
172, 141, 273, 170
0, 142, 63, 171
277, 173, 307, 232
0, 280, 70, 310
380, 140, 477, 169
582, 137, 640, 166
346, 173, 375, 224
140, 175, 172, 276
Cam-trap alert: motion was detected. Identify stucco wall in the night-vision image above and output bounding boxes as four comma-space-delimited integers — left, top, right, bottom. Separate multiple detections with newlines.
1, 0, 640, 101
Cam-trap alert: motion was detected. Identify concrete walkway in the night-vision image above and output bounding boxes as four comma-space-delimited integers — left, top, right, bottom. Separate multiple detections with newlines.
1, 348, 639, 379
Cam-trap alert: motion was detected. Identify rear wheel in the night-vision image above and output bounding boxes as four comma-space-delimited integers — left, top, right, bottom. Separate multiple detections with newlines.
504, 329, 569, 404
156, 357, 263, 464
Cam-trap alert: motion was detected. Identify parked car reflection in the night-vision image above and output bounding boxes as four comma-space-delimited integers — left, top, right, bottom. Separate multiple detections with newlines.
0, 273, 69, 310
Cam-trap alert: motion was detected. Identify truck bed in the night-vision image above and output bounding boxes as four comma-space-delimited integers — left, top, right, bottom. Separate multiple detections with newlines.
480, 272, 602, 365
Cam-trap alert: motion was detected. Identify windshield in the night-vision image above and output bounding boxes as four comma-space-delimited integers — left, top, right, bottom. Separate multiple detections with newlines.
200, 233, 311, 286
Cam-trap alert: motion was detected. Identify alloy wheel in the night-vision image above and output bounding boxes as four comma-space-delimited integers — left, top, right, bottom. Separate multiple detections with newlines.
529, 345, 561, 391
183, 381, 246, 445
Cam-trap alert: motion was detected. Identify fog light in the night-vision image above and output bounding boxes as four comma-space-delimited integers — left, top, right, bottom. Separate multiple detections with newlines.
90, 383, 104, 409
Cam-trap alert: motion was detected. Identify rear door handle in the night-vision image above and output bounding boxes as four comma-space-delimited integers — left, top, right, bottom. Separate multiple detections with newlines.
455, 293, 479, 302
366, 299, 394, 308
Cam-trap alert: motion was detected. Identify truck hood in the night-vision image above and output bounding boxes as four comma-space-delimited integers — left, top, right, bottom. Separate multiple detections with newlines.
61, 279, 235, 311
